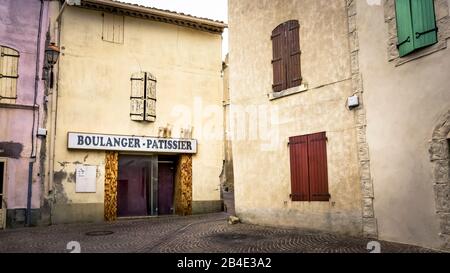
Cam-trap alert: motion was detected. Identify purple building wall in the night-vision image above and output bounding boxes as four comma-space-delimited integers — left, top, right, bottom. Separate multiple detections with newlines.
0, 0, 50, 227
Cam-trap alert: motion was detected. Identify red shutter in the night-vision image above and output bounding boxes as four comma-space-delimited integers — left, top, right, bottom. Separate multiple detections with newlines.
286, 20, 302, 89
289, 135, 310, 201
307, 132, 330, 201
271, 23, 286, 92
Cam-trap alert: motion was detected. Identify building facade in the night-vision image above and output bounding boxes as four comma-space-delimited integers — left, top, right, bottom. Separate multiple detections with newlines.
229, 0, 450, 250
44, 0, 226, 224
0, 0, 50, 228
229, 0, 367, 237
355, 0, 450, 249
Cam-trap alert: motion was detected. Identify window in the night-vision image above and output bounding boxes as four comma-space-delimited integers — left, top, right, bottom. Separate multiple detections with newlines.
102, 13, 124, 44
289, 132, 330, 202
271, 20, 302, 93
395, 0, 438, 57
0, 46, 19, 104
130, 72, 156, 122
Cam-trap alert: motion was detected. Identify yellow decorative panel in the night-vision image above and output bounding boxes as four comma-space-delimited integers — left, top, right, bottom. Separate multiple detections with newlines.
104, 151, 118, 221
175, 155, 192, 216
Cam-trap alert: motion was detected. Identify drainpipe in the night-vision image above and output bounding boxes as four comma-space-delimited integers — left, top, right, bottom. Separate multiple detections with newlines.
26, 0, 45, 226
48, 0, 67, 201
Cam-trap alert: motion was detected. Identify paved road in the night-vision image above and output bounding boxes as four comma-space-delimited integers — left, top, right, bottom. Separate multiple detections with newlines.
0, 213, 437, 253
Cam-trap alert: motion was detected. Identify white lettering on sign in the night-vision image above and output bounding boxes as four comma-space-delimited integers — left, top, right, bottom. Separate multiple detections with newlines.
68, 132, 197, 154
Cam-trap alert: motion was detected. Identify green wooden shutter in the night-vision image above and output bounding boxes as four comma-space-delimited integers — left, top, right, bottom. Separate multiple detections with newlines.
411, 0, 437, 49
395, 0, 415, 57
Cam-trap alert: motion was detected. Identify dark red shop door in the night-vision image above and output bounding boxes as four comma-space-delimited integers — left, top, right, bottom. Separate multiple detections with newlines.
117, 156, 151, 217
158, 163, 175, 215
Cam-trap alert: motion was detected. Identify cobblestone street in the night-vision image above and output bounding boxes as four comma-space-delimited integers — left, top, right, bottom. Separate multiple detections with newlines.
0, 213, 438, 253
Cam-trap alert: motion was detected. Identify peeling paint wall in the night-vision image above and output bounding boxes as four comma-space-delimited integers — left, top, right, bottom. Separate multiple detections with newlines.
0, 0, 49, 222
229, 0, 363, 235
356, 0, 450, 249
51, 5, 224, 222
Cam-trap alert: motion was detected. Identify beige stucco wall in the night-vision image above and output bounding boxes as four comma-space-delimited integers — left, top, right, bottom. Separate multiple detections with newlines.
229, 0, 363, 235
51, 6, 223, 222
356, 0, 450, 249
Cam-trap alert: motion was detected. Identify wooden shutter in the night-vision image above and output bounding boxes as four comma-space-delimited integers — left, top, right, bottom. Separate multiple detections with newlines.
289, 135, 310, 201
307, 132, 330, 202
130, 72, 145, 121
145, 73, 157, 122
286, 20, 302, 89
271, 23, 286, 92
0, 46, 19, 104
102, 13, 124, 44
411, 0, 437, 49
395, 0, 415, 57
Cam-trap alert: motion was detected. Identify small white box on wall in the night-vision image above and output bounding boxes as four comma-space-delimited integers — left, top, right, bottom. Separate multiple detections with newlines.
348, 95, 360, 108
75, 165, 97, 193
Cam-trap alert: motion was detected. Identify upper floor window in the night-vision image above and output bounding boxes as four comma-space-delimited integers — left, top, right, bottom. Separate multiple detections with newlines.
130, 72, 156, 122
395, 0, 438, 57
271, 20, 302, 93
102, 13, 124, 44
0, 45, 19, 104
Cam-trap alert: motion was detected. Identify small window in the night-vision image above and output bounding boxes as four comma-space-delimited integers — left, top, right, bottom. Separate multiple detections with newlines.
130, 72, 156, 122
395, 0, 438, 57
102, 13, 124, 44
289, 132, 330, 202
271, 20, 302, 92
0, 45, 19, 104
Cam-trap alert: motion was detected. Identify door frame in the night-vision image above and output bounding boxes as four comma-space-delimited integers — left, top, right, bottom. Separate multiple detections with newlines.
0, 158, 7, 229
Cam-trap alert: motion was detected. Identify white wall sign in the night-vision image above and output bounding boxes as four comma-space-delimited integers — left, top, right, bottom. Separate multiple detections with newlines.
75, 165, 97, 193
68, 132, 197, 154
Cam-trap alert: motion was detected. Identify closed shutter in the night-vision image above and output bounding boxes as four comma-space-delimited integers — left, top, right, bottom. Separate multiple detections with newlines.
271, 23, 286, 92
286, 20, 302, 89
0, 46, 19, 104
395, 0, 415, 56
307, 132, 330, 202
289, 135, 310, 201
102, 13, 124, 44
130, 72, 145, 121
411, 0, 437, 49
145, 73, 157, 122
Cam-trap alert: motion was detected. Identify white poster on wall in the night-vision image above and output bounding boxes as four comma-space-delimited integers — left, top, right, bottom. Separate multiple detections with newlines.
75, 165, 97, 193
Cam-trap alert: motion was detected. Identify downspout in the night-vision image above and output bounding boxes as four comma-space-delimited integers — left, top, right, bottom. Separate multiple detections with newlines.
48, 0, 66, 201
26, 0, 45, 226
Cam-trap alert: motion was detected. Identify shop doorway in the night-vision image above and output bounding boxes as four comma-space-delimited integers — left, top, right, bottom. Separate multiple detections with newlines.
0, 160, 5, 229
117, 155, 176, 218
158, 156, 176, 215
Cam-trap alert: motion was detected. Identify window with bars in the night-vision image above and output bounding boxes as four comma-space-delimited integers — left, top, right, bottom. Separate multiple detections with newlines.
0, 46, 19, 104
271, 20, 302, 93
130, 72, 156, 122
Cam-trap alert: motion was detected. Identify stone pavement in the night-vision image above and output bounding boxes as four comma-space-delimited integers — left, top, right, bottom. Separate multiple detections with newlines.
0, 213, 438, 253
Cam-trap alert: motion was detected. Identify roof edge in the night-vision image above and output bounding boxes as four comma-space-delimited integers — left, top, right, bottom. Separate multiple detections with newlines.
81, 0, 227, 34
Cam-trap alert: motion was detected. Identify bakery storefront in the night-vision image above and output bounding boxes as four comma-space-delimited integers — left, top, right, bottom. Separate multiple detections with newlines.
68, 132, 197, 221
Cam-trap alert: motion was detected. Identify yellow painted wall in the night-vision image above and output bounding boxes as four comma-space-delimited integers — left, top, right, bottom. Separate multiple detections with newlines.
51, 6, 223, 222
229, 0, 363, 235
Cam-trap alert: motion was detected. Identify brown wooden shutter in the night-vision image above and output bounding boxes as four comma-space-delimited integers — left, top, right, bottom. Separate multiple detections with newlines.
286, 20, 302, 89
307, 132, 330, 201
289, 135, 310, 201
271, 23, 286, 92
